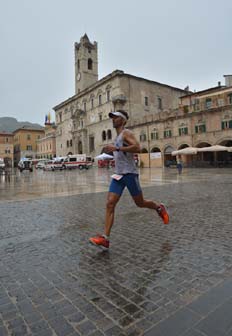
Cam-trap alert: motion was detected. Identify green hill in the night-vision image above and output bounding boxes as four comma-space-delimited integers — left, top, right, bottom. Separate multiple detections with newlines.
0, 117, 43, 133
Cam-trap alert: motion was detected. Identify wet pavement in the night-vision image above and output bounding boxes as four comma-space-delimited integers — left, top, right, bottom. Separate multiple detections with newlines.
0, 167, 232, 335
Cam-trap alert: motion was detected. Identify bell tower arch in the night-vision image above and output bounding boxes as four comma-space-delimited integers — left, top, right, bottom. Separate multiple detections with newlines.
74, 34, 98, 94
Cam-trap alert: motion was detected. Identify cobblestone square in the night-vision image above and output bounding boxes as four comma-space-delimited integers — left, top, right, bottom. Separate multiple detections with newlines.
0, 168, 232, 335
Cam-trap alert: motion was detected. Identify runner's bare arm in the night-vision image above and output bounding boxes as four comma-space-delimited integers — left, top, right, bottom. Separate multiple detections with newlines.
104, 130, 140, 153
120, 130, 140, 153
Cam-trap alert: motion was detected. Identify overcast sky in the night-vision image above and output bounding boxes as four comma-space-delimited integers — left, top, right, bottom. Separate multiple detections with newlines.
1, 0, 232, 125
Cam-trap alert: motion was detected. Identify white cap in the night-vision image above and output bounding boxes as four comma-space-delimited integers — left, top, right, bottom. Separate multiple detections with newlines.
108, 111, 128, 120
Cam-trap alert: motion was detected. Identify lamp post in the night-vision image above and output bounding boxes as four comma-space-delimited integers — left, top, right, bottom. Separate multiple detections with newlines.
146, 124, 151, 168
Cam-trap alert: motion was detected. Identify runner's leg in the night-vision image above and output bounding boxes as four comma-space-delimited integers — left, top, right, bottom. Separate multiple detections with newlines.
105, 192, 121, 236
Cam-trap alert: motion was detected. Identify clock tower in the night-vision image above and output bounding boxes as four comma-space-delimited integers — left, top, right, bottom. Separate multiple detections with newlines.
74, 34, 98, 94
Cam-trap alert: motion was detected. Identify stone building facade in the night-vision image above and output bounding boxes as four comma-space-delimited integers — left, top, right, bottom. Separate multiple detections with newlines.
13, 127, 45, 166
36, 123, 57, 159
53, 34, 185, 160
0, 132, 14, 167
53, 34, 232, 167
134, 79, 232, 167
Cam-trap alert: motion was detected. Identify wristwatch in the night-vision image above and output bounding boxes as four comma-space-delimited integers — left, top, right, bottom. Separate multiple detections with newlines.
116, 146, 120, 152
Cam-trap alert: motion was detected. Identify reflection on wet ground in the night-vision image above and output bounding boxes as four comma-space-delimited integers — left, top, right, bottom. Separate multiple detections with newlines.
1, 168, 232, 335
1, 166, 232, 202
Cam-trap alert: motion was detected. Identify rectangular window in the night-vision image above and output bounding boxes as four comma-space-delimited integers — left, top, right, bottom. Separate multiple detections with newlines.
223, 120, 232, 129
178, 127, 188, 136
89, 136, 95, 152
217, 98, 224, 106
164, 130, 172, 138
222, 121, 228, 129
228, 94, 232, 104
99, 113, 102, 121
107, 90, 110, 102
26, 145, 32, 150
158, 97, 162, 109
27, 134, 31, 140
91, 98, 94, 109
84, 102, 86, 112
205, 98, 212, 109
6, 137, 9, 143
99, 95, 102, 105
59, 112, 62, 123
195, 124, 206, 133
183, 105, 189, 113
140, 134, 147, 142
151, 132, 159, 140
144, 96, 148, 106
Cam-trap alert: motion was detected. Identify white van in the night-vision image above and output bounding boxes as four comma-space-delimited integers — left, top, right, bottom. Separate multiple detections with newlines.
63, 154, 92, 170
18, 158, 33, 172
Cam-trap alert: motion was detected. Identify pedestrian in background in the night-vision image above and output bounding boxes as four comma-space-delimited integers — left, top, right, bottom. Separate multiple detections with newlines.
176, 155, 183, 174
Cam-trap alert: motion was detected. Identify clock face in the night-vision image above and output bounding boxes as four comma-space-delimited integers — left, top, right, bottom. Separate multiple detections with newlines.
77, 72, 81, 81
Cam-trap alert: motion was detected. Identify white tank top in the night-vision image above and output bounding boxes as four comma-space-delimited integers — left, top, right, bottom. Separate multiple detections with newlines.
114, 130, 138, 175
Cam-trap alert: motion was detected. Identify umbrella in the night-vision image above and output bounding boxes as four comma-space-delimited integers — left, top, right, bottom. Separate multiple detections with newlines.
95, 153, 114, 160
197, 145, 228, 152
171, 147, 198, 156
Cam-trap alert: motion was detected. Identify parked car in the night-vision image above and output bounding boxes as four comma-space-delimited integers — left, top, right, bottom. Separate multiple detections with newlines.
18, 158, 33, 172
43, 160, 55, 171
35, 159, 50, 169
43, 158, 66, 171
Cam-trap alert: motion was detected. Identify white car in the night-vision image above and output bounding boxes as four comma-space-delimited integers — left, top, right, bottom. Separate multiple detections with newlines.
35, 159, 50, 169
43, 160, 55, 171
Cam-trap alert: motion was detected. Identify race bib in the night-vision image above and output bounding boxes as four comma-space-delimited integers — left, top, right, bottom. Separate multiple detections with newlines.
111, 174, 123, 181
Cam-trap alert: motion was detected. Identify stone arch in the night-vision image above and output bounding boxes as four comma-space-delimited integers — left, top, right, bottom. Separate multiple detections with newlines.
217, 138, 232, 163
141, 148, 148, 153
195, 141, 211, 148
195, 142, 212, 164
164, 145, 175, 167
151, 147, 161, 153
217, 138, 232, 147
178, 143, 190, 150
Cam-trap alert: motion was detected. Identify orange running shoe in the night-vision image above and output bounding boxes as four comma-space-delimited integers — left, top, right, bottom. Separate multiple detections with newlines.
89, 235, 110, 249
157, 203, 169, 225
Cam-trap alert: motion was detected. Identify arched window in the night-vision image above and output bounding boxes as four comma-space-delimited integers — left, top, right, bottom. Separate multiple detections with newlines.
99, 94, 102, 105
88, 58, 93, 70
102, 131, 106, 141
107, 130, 112, 140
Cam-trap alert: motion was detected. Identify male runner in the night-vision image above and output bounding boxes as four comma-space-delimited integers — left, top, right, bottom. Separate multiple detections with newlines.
89, 110, 169, 249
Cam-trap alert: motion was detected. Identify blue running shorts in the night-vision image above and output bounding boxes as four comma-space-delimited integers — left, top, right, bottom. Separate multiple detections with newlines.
109, 173, 142, 197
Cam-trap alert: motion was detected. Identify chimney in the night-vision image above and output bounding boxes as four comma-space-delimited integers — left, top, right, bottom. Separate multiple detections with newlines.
218, 81, 221, 87
224, 75, 232, 87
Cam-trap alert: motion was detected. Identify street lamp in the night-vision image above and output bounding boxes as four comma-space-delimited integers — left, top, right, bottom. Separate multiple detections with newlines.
146, 124, 151, 168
